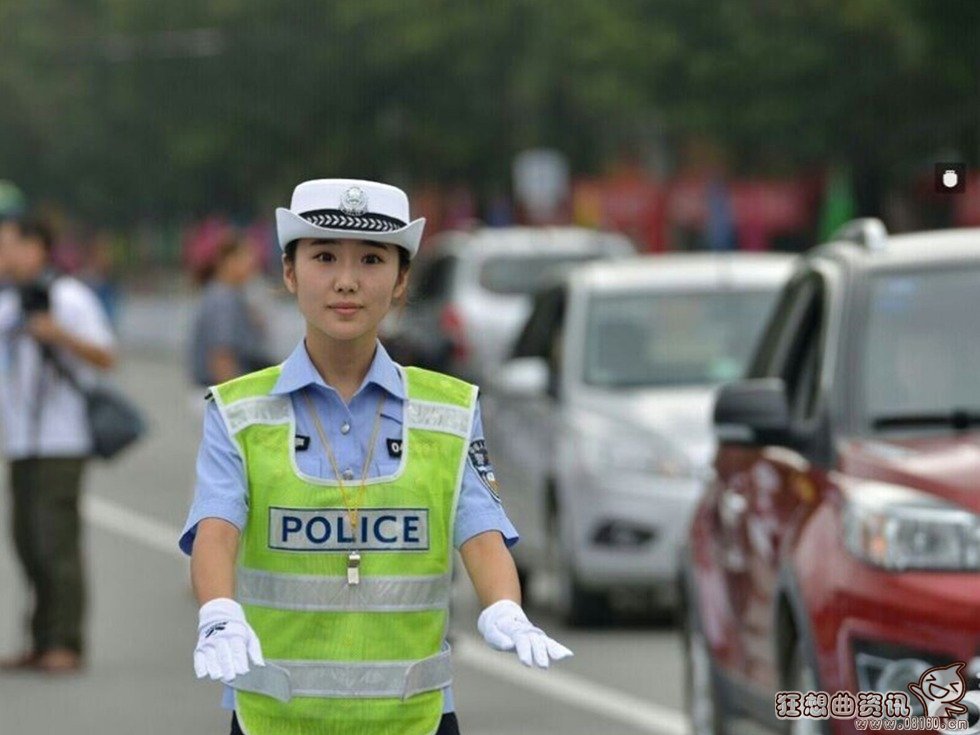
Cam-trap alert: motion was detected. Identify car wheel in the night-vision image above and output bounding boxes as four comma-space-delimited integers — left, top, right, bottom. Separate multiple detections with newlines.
547, 506, 610, 627
787, 641, 827, 735
683, 587, 728, 735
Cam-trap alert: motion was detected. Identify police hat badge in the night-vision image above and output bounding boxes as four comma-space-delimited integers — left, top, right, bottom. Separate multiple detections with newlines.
340, 186, 368, 216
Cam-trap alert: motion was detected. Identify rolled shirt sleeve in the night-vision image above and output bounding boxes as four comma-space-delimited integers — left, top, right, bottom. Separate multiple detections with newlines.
453, 400, 519, 549
178, 400, 249, 556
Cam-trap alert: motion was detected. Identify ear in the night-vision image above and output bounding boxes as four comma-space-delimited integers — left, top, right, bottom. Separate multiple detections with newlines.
392, 265, 410, 302
282, 255, 297, 295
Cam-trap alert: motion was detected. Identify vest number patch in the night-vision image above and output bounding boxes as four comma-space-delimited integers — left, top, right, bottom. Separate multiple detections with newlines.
269, 508, 430, 552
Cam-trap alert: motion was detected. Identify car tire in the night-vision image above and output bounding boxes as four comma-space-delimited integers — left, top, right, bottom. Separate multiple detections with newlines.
786, 641, 828, 735
682, 584, 729, 735
547, 506, 611, 627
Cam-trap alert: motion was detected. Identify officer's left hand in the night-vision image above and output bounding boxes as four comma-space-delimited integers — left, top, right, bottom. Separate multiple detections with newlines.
477, 599, 573, 668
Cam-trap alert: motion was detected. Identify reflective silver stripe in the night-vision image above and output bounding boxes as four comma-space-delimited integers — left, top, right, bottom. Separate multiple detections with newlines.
230, 644, 453, 702
232, 662, 292, 703
406, 400, 471, 438
238, 569, 451, 612
223, 396, 291, 434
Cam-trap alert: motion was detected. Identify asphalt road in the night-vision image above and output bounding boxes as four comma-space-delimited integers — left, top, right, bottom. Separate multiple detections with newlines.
0, 332, 690, 734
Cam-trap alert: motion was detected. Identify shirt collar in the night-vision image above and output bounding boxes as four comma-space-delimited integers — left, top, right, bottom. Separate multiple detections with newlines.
271, 339, 405, 400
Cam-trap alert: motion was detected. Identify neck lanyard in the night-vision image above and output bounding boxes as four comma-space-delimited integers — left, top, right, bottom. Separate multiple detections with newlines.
302, 391, 385, 585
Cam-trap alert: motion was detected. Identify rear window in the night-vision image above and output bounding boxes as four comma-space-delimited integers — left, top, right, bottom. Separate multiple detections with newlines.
479, 254, 600, 295
583, 289, 780, 388
860, 268, 980, 423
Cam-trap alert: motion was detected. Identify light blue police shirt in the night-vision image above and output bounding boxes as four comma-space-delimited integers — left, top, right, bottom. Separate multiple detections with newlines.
179, 340, 519, 714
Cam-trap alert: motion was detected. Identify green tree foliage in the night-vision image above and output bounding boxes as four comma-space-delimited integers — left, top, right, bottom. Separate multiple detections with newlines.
0, 0, 974, 223
654, 0, 978, 176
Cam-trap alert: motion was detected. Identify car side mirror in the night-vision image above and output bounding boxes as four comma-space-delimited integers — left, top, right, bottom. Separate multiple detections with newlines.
492, 357, 549, 398
713, 378, 791, 445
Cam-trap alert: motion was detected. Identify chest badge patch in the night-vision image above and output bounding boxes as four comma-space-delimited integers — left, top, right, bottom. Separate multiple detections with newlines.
468, 439, 501, 503
386, 437, 403, 458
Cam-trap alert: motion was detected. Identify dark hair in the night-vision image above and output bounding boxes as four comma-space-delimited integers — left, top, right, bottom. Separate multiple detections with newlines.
284, 239, 411, 272
196, 232, 248, 286
16, 216, 54, 254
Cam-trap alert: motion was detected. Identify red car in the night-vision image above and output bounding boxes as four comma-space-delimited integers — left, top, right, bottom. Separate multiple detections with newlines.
682, 221, 980, 735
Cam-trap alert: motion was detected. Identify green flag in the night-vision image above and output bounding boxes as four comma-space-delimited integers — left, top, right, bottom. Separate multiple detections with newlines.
818, 168, 856, 241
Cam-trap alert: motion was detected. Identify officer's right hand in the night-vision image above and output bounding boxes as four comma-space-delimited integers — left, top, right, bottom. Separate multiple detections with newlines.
194, 598, 265, 683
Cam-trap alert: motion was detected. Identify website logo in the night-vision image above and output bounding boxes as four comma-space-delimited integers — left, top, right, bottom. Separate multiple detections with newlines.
908, 663, 968, 719
775, 660, 972, 733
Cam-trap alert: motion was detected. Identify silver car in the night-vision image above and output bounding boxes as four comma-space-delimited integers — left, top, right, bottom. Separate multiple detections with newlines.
484, 253, 794, 625
389, 227, 634, 383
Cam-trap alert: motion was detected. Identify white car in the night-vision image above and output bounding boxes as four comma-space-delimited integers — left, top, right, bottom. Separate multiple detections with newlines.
484, 253, 794, 625
389, 227, 634, 384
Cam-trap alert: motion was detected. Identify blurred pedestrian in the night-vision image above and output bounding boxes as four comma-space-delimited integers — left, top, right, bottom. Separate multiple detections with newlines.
180, 179, 571, 735
0, 216, 116, 674
705, 177, 736, 251
188, 229, 272, 395
78, 230, 121, 327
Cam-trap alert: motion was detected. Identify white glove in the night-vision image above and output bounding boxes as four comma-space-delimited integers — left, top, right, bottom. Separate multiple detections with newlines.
477, 599, 573, 668
194, 598, 265, 683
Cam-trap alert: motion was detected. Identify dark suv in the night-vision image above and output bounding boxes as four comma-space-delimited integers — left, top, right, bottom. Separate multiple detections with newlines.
682, 220, 980, 735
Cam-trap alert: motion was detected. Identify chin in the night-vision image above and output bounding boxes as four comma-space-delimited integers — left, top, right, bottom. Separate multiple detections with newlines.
312, 320, 373, 343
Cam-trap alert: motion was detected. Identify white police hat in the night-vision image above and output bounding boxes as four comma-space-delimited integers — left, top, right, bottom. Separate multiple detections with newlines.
276, 179, 426, 259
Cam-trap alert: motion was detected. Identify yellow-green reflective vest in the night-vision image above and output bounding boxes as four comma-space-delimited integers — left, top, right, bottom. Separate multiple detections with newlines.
210, 364, 476, 735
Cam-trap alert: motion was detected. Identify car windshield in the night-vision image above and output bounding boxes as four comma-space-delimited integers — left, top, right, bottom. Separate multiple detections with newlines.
479, 253, 601, 295
862, 269, 980, 428
583, 289, 779, 388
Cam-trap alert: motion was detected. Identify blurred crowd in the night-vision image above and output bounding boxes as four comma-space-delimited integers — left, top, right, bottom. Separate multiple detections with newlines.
4, 160, 977, 308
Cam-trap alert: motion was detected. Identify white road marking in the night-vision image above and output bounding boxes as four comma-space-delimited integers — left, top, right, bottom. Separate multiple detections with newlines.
454, 635, 689, 735
82, 494, 185, 559
81, 494, 689, 735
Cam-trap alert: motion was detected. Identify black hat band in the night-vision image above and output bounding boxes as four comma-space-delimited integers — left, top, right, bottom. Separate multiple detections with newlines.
300, 209, 406, 233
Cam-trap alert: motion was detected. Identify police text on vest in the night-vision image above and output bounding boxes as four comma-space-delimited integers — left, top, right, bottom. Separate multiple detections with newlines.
268, 508, 430, 551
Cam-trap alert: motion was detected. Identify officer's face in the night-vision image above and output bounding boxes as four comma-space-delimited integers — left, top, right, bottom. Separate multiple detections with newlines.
284, 238, 408, 344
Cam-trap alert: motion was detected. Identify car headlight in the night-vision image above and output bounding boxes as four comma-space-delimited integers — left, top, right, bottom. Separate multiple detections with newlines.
577, 429, 695, 478
842, 481, 980, 571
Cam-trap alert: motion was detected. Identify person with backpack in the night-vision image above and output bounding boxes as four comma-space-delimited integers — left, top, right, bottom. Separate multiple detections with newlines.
0, 216, 116, 674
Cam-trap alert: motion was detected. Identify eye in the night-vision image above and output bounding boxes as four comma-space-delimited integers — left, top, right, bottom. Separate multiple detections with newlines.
363, 253, 384, 264
312, 251, 334, 263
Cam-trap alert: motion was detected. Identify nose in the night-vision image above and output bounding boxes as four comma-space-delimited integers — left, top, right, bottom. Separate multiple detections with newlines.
333, 256, 358, 293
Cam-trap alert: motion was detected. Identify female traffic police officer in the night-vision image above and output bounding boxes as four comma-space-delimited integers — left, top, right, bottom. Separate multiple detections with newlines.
179, 179, 572, 735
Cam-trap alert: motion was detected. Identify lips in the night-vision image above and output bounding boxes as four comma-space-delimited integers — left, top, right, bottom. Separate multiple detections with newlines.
329, 303, 362, 316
